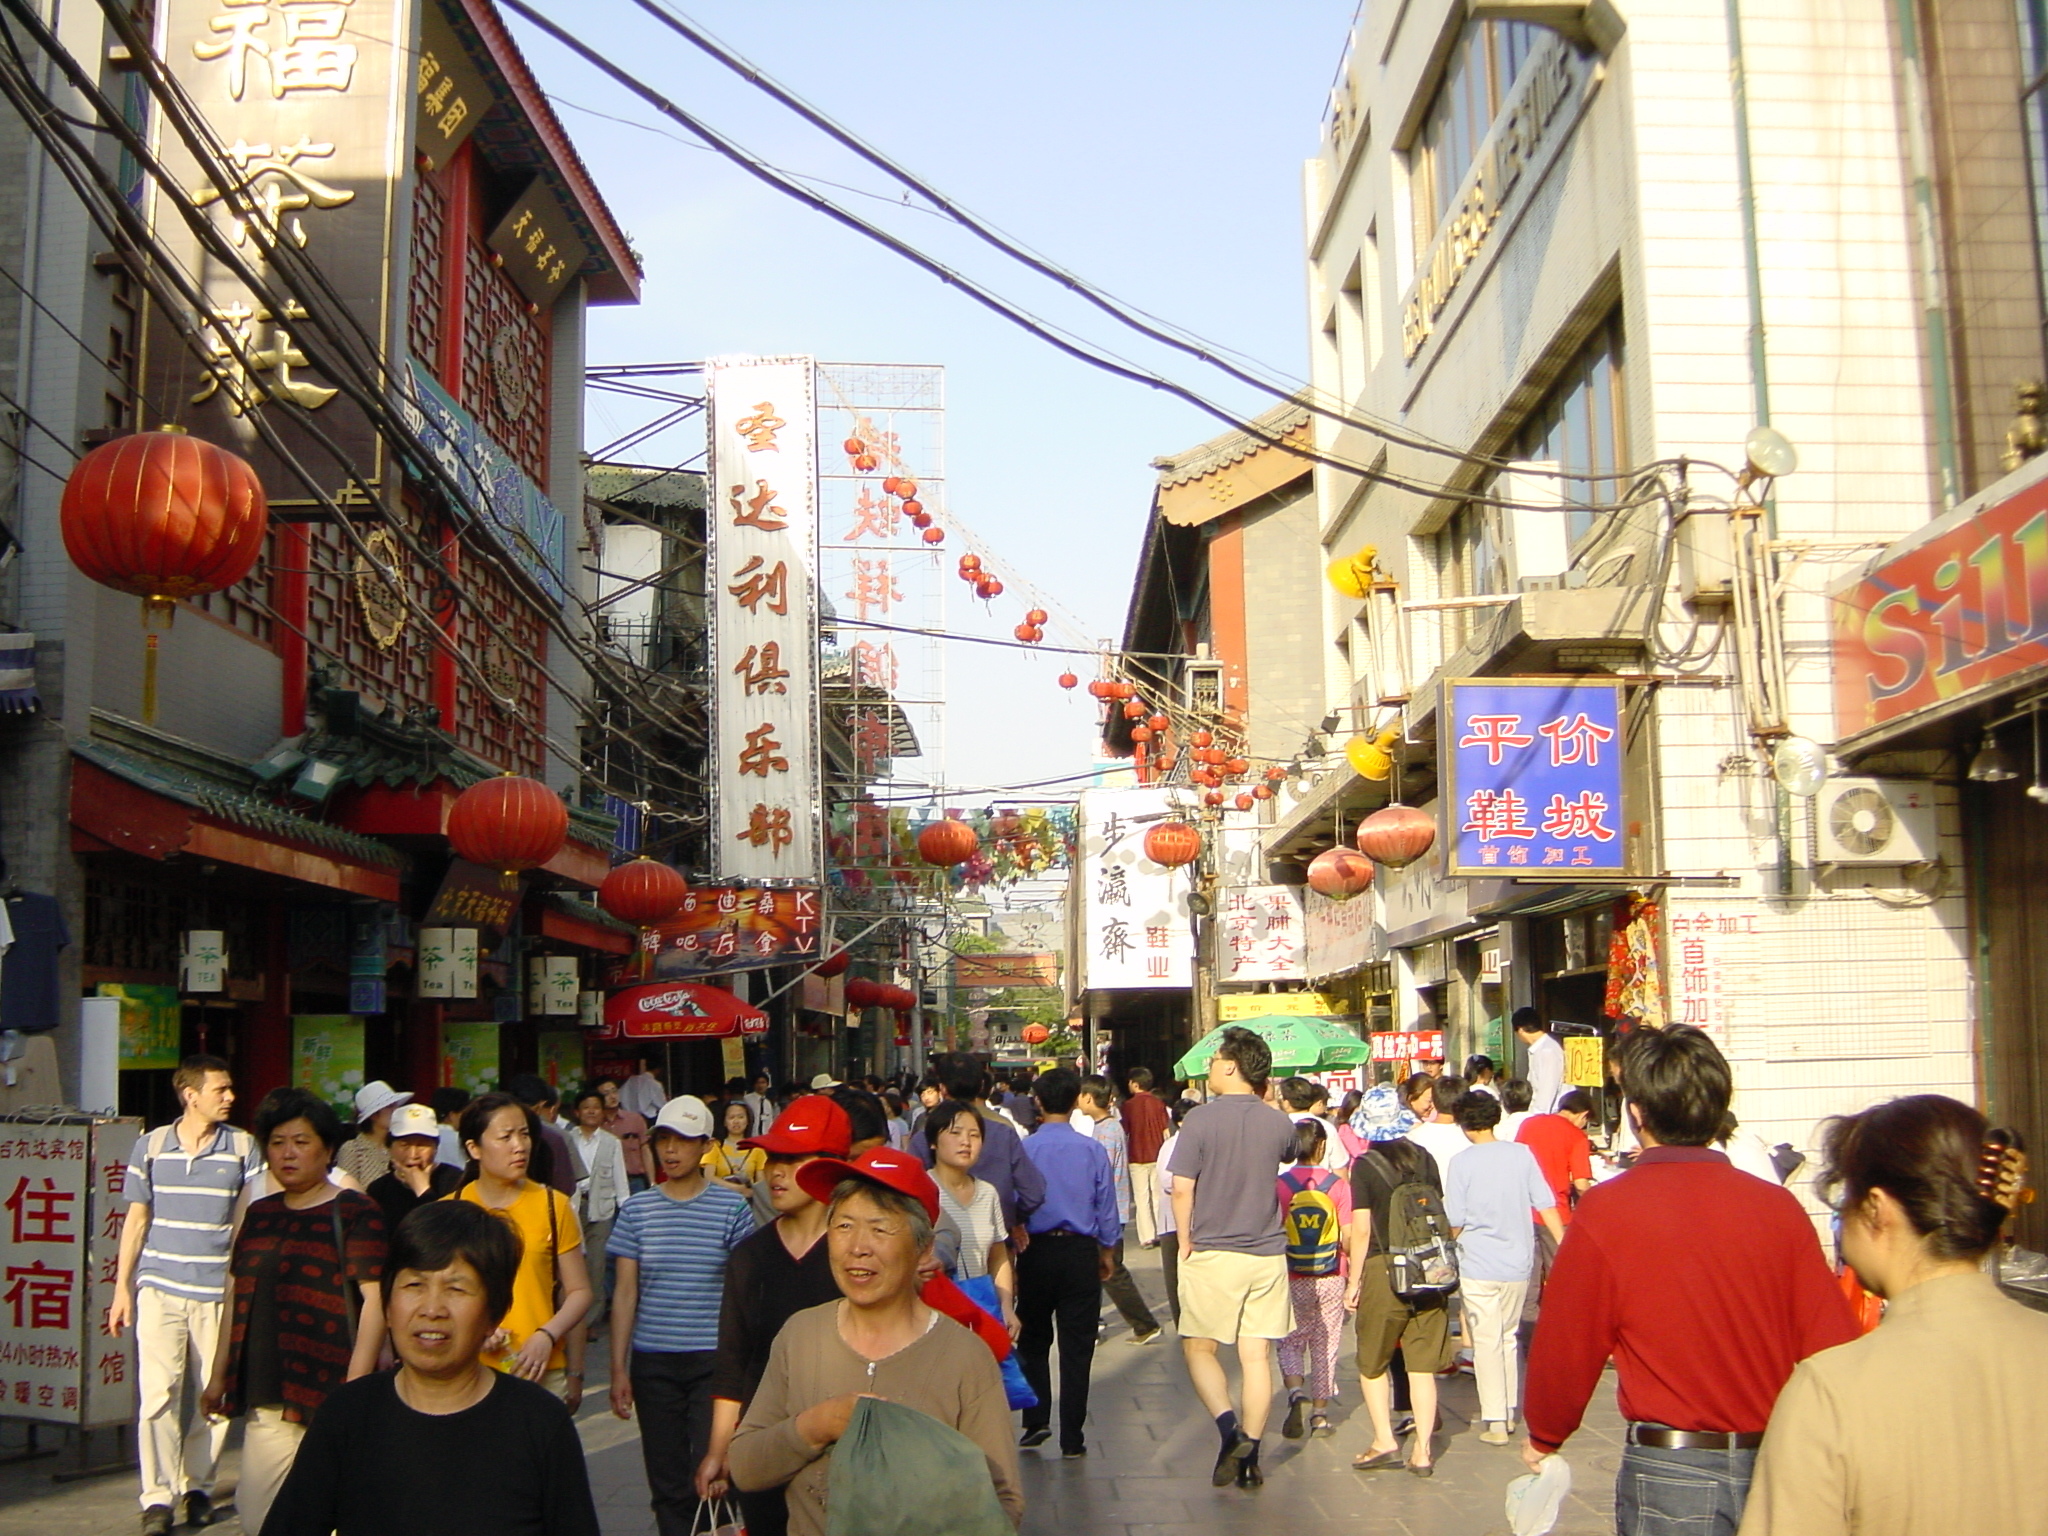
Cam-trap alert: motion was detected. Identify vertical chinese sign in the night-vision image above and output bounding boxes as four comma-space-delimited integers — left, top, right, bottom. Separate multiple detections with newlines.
146, 0, 410, 503
1218, 886, 1306, 983
0, 1117, 140, 1426
1444, 678, 1627, 878
1077, 788, 1193, 990
706, 359, 821, 881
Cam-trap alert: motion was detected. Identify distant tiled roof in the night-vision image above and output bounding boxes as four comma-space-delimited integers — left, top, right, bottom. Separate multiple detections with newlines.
1151, 399, 1313, 490
80, 717, 405, 870
547, 891, 636, 938
587, 465, 705, 514
821, 652, 921, 757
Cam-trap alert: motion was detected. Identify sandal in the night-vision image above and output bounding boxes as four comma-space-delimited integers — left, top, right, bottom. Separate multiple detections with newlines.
1406, 1456, 1435, 1478
1351, 1446, 1403, 1470
1308, 1413, 1334, 1438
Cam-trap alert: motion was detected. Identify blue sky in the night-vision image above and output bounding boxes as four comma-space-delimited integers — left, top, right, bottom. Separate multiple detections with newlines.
512, 0, 1359, 795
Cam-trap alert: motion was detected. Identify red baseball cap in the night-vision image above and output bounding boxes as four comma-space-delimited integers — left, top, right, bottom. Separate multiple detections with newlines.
742, 1094, 852, 1157
795, 1146, 941, 1222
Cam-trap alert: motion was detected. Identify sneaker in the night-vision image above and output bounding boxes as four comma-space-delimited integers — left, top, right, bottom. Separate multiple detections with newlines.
1480, 1421, 1513, 1446
1281, 1396, 1308, 1440
1019, 1426, 1052, 1448
141, 1509, 173, 1536
180, 1492, 213, 1529
1129, 1326, 1162, 1346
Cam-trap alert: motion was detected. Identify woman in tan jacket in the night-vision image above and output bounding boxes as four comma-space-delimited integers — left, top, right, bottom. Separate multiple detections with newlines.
1740, 1095, 2048, 1535
729, 1148, 1022, 1535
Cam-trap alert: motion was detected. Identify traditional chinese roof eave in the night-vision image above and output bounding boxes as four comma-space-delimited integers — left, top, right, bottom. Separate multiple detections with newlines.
459, 0, 643, 305
1151, 398, 1314, 494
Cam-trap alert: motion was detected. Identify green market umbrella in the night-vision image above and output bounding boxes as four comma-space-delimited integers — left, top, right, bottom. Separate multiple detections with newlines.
1172, 1014, 1372, 1080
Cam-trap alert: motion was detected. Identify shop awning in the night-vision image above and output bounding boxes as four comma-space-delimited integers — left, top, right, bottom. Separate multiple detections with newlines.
602, 981, 767, 1040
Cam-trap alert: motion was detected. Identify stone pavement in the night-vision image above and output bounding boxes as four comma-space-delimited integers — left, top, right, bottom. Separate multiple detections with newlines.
0, 1244, 1626, 1535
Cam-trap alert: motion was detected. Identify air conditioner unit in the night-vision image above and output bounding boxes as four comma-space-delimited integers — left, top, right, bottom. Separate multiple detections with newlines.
1813, 778, 1939, 867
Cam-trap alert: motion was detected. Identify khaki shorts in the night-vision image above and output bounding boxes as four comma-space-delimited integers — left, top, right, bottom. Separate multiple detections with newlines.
1177, 1249, 1293, 1345
1353, 1253, 1455, 1379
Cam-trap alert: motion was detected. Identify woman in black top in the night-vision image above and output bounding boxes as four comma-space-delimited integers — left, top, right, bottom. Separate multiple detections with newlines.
202, 1089, 387, 1536
262, 1201, 599, 1536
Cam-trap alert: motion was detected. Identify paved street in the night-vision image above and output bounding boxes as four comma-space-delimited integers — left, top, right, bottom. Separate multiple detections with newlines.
0, 1246, 1622, 1536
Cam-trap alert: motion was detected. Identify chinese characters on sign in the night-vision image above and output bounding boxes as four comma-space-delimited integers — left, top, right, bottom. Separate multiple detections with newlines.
149, 0, 405, 499
1303, 886, 1386, 980
643, 886, 823, 979
413, 0, 490, 170
0, 1118, 140, 1426
1078, 788, 1193, 990
1445, 679, 1627, 878
707, 359, 820, 881
1218, 886, 1306, 983
1665, 907, 1748, 1037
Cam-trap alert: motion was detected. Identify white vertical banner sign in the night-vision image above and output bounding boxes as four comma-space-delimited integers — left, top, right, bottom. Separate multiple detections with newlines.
1218, 885, 1307, 983
1078, 787, 1194, 991
707, 358, 821, 881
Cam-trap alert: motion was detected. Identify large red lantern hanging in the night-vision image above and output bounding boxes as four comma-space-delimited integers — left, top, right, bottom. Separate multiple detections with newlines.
448, 774, 569, 878
1020, 1023, 1050, 1046
845, 977, 881, 1008
61, 429, 269, 723
1356, 803, 1438, 869
812, 948, 851, 978
916, 816, 980, 867
598, 858, 688, 927
1307, 846, 1375, 901
1058, 672, 1079, 690
1142, 821, 1201, 868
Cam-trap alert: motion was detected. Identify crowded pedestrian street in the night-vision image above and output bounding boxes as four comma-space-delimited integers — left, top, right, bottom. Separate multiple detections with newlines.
0, 1244, 1625, 1536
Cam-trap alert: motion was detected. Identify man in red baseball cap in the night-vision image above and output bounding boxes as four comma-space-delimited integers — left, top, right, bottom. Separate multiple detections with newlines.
696, 1096, 852, 1536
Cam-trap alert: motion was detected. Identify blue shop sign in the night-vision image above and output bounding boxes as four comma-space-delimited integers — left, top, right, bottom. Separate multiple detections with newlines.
397, 360, 568, 605
1442, 677, 1626, 878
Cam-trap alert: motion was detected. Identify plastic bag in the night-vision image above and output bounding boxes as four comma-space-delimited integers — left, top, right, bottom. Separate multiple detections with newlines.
826, 1396, 1010, 1536
951, 1272, 1038, 1411
1505, 1453, 1573, 1536
689, 1497, 745, 1536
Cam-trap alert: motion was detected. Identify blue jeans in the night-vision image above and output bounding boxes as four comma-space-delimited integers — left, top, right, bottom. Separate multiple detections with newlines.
1616, 1444, 1758, 1536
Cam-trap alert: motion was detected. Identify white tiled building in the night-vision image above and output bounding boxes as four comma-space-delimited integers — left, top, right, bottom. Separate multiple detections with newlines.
1269, 0, 2037, 1162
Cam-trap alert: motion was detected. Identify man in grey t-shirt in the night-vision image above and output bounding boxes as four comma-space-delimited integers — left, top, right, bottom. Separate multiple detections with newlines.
1168, 1028, 1301, 1489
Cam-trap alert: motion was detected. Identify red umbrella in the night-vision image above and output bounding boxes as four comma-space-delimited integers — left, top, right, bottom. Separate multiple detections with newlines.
603, 982, 768, 1040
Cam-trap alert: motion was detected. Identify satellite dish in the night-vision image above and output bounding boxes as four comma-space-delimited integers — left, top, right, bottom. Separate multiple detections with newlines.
1744, 426, 1799, 480
1771, 736, 1828, 797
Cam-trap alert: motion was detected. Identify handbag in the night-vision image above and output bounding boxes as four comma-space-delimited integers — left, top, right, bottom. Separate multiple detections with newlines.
952, 1272, 1038, 1412
689, 1496, 745, 1536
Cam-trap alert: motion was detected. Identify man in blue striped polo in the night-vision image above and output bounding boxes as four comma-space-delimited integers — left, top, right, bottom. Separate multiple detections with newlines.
109, 1055, 261, 1535
606, 1095, 755, 1536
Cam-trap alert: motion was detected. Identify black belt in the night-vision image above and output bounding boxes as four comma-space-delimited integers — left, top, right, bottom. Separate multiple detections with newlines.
1627, 1423, 1765, 1451
1033, 1228, 1092, 1240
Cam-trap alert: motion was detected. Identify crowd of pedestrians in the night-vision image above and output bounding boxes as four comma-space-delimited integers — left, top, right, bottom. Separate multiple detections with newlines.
101, 1024, 2045, 1535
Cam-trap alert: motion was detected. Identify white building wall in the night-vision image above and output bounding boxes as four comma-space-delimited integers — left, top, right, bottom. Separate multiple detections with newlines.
1301, 0, 1977, 1175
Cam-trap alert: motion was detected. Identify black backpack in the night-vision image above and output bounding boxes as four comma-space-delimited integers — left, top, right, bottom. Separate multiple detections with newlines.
1368, 1149, 1459, 1300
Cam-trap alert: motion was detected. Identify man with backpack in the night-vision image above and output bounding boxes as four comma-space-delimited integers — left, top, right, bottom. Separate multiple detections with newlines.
1344, 1134, 1459, 1475
1168, 1027, 1301, 1489
1275, 1119, 1351, 1440
1442, 1090, 1563, 1445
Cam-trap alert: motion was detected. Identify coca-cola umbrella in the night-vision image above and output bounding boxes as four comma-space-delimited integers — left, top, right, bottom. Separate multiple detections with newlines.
603, 982, 768, 1040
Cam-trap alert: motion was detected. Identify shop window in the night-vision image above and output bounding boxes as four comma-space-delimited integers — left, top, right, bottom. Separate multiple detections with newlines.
1411, 19, 1542, 247
1513, 311, 1628, 544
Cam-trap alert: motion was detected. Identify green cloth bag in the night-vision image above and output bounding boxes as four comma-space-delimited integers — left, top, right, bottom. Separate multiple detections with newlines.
825, 1396, 1010, 1536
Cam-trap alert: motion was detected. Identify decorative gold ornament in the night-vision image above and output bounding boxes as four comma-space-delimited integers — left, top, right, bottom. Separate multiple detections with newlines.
354, 526, 407, 649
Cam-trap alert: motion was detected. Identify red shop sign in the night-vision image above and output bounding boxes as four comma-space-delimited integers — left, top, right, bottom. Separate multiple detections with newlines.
1370, 1030, 1445, 1062
603, 982, 768, 1040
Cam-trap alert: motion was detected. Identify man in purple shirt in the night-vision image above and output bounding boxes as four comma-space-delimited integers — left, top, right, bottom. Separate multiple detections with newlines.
1014, 1068, 1119, 1460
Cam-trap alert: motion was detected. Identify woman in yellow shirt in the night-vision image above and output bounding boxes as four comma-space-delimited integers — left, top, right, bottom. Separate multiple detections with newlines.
451, 1093, 592, 1406
703, 1100, 766, 1191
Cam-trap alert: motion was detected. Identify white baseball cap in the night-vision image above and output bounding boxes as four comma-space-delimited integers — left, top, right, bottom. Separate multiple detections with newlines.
388, 1104, 439, 1142
652, 1095, 715, 1139
353, 1081, 413, 1121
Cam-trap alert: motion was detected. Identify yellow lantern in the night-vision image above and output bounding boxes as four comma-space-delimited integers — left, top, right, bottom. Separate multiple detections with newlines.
1344, 727, 1402, 782
1325, 544, 1379, 600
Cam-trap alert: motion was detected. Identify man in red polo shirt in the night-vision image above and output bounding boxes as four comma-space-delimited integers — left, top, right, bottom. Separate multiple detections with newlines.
1521, 1027, 1856, 1535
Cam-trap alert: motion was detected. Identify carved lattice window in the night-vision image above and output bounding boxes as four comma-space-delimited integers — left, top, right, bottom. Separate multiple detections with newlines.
460, 239, 551, 485
454, 551, 546, 776
408, 168, 448, 370
303, 515, 438, 720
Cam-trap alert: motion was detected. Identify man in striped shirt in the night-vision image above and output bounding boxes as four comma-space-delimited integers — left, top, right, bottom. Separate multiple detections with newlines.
109, 1055, 262, 1536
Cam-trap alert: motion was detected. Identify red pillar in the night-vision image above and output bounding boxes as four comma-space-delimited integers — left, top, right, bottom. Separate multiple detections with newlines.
246, 905, 293, 1106
407, 1000, 445, 1097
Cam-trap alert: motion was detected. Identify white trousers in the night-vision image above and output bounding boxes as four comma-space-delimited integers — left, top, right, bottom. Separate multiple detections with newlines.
1461, 1277, 1530, 1427
1130, 1163, 1159, 1247
237, 1406, 305, 1536
135, 1288, 229, 1511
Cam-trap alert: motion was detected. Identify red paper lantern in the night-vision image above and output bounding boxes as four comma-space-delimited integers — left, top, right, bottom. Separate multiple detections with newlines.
854, 453, 879, 472
1265, 766, 1287, 781
597, 858, 688, 927
1087, 679, 1111, 698
1014, 623, 1036, 642
883, 477, 902, 495
1225, 757, 1250, 777
842, 437, 866, 456
902, 499, 924, 516
1253, 784, 1273, 801
1147, 714, 1170, 732
1025, 608, 1047, 625
1112, 681, 1135, 700
1021, 1023, 1050, 1046
908, 510, 932, 528
1307, 846, 1374, 901
447, 774, 568, 874
813, 949, 851, 978
983, 578, 1005, 598
896, 478, 919, 499
922, 527, 945, 544
1122, 700, 1146, 719
959, 553, 982, 573
1058, 672, 1079, 690
1192, 730, 1214, 748
1143, 821, 1201, 867
1203, 790, 1224, 807
1234, 793, 1254, 811
845, 977, 881, 1008
1131, 725, 1153, 742
1357, 803, 1438, 869
62, 430, 269, 609
916, 817, 980, 866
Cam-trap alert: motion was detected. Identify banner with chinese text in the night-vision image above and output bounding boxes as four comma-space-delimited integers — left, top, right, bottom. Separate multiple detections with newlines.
1218, 886, 1306, 983
1444, 678, 1626, 878
646, 886, 823, 978
706, 358, 821, 880
1304, 886, 1386, 980
292, 1016, 365, 1116
442, 1021, 501, 1095
1077, 788, 1193, 990
0, 1116, 140, 1426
